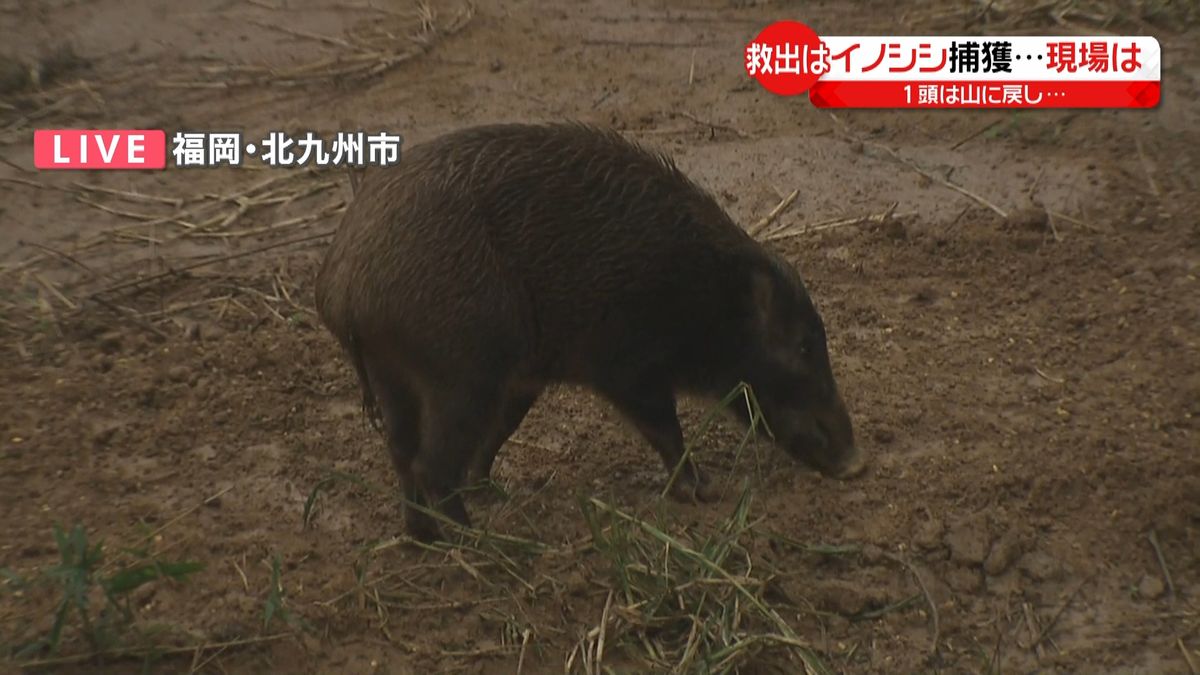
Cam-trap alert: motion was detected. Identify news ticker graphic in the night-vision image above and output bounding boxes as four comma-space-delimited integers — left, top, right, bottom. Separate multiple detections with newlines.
33, 129, 404, 170
30, 28, 1161, 170
746, 28, 1161, 109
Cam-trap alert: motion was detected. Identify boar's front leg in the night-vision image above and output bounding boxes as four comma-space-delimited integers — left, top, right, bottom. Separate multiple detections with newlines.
598, 377, 717, 503
467, 388, 540, 484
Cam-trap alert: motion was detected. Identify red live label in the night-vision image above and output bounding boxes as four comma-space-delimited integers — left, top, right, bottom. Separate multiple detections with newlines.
34, 130, 166, 170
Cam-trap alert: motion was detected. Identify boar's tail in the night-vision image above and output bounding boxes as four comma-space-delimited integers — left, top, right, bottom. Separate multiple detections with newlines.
346, 331, 384, 434
346, 166, 365, 197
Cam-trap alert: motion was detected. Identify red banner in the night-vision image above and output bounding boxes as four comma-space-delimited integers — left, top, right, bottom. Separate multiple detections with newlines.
810, 80, 1160, 108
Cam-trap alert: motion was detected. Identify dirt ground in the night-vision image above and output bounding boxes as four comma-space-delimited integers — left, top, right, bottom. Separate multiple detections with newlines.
1, 0, 1198, 673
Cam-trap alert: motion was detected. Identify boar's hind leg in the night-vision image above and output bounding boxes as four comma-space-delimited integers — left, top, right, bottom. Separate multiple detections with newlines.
365, 362, 437, 542
467, 389, 539, 484
599, 380, 717, 503
411, 381, 511, 538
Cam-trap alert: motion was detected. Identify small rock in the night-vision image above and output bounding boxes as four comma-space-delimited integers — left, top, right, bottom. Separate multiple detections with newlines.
564, 571, 589, 597
1012, 234, 1042, 251
826, 614, 850, 635
301, 633, 322, 653
945, 566, 983, 593
210, 620, 251, 642
194, 444, 218, 462
860, 543, 884, 565
90, 420, 124, 448
34, 44, 86, 87
1004, 205, 1048, 232
945, 515, 990, 566
880, 217, 907, 241
914, 517, 945, 551
288, 313, 312, 329
178, 320, 202, 341
810, 579, 887, 616
1131, 211, 1158, 230
0, 54, 30, 94
872, 427, 896, 444
984, 530, 1026, 576
98, 331, 123, 354
1011, 362, 1033, 375
1127, 268, 1158, 286
909, 287, 937, 305
136, 385, 158, 408
167, 365, 191, 384
1137, 574, 1165, 600
1018, 550, 1065, 581
1155, 509, 1192, 540
488, 58, 504, 72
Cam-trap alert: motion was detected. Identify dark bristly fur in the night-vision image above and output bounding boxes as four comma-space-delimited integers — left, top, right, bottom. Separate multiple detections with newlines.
315, 122, 864, 541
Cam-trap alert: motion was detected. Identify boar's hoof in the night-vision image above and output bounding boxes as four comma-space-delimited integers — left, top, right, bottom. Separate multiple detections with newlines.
667, 472, 719, 503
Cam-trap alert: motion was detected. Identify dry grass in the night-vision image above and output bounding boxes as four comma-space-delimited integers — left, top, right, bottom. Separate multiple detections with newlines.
575, 491, 831, 674
0, 4, 484, 344
159, 1, 475, 90
0, 162, 347, 357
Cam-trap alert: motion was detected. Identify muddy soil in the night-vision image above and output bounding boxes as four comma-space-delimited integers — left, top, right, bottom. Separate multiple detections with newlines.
1, 0, 1198, 673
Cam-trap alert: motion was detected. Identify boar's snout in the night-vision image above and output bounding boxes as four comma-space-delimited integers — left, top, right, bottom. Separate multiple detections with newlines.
782, 391, 867, 480
821, 442, 867, 479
